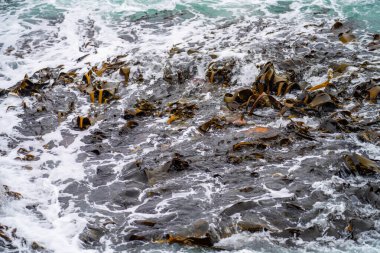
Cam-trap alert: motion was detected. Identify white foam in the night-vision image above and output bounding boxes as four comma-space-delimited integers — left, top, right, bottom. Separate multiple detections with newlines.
0, 98, 91, 252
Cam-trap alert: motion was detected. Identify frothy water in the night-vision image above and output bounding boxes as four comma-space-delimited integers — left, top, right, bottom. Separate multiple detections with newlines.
1, 0, 379, 89
0, 0, 380, 253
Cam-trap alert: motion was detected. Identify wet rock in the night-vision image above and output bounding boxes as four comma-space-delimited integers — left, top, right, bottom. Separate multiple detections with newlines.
331, 21, 350, 35
163, 154, 190, 172
135, 220, 156, 227
119, 121, 139, 135
82, 131, 107, 147
62, 181, 90, 201
87, 181, 136, 209
31, 241, 45, 251
319, 111, 359, 133
239, 187, 253, 193
40, 160, 60, 170
299, 225, 323, 241
368, 34, 380, 51
323, 217, 348, 239
92, 164, 116, 187
145, 154, 190, 184
271, 225, 322, 241
129, 234, 146, 241
163, 62, 195, 84
283, 202, 305, 212
250, 172, 260, 178
15, 108, 60, 136
221, 201, 259, 216
237, 221, 269, 233
271, 227, 301, 238
346, 219, 375, 239
121, 161, 148, 184
79, 225, 105, 247
162, 234, 214, 247
227, 152, 265, 164
353, 182, 380, 208
158, 220, 217, 247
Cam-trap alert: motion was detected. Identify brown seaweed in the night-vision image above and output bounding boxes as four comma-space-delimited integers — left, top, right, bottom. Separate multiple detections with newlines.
166, 101, 198, 124
343, 153, 380, 176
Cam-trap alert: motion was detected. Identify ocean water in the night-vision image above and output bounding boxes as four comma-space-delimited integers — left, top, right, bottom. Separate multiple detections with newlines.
0, 0, 379, 89
0, 1, 380, 253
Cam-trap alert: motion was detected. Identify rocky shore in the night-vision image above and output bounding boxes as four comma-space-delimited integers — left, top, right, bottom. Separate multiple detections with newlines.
0, 16, 379, 252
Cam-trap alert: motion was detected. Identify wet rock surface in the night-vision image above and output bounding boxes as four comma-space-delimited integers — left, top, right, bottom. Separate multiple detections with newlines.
0, 15, 380, 253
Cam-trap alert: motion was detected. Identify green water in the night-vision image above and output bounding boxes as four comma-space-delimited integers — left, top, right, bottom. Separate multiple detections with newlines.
2, 0, 378, 32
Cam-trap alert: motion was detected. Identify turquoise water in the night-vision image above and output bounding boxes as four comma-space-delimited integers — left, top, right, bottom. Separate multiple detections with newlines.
1, 0, 379, 29
0, 0, 379, 89
0, 0, 378, 89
